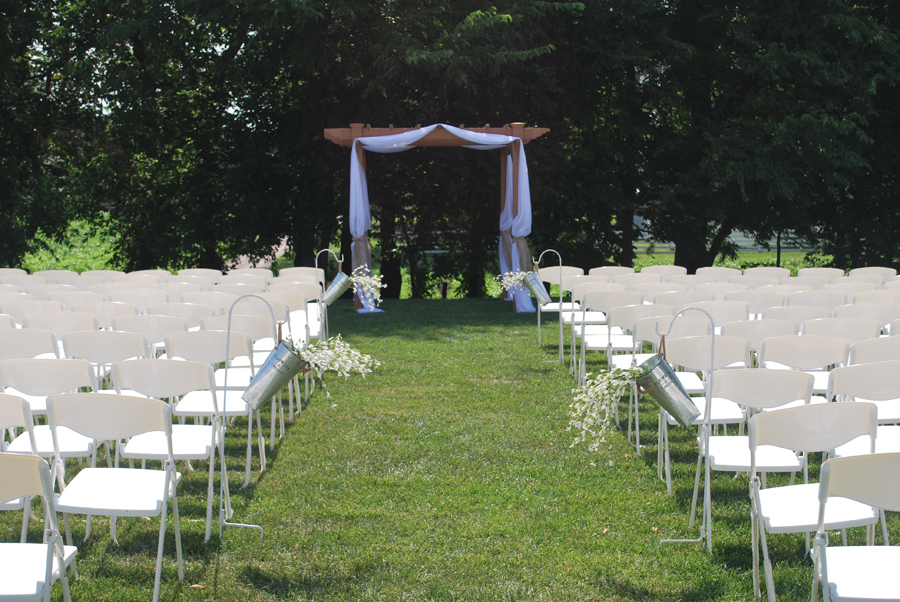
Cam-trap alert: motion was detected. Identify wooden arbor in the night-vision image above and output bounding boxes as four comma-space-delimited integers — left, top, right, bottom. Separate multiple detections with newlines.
324, 123, 549, 309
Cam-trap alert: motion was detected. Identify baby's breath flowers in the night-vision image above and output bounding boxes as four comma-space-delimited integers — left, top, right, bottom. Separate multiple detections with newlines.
286, 334, 380, 397
495, 270, 529, 294
568, 367, 642, 451
351, 265, 387, 306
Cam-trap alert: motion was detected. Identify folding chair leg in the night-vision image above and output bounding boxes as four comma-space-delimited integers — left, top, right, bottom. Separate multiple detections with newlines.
881, 510, 889, 545
270, 395, 276, 451
288, 378, 295, 422
690, 452, 703, 526
279, 392, 285, 439
244, 411, 254, 488
750, 480, 762, 600
256, 410, 266, 474
20, 495, 31, 543
204, 439, 215, 543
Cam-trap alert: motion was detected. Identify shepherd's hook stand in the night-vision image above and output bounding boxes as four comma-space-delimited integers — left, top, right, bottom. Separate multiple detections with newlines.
534, 249, 564, 363
218, 293, 278, 541
657, 307, 715, 554
316, 249, 343, 340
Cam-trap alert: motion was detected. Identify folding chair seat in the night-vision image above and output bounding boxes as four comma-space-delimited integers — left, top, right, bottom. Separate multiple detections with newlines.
726, 290, 785, 319
112, 314, 188, 356
695, 282, 748, 300
47, 291, 105, 309
70, 301, 137, 330
181, 291, 239, 316
61, 330, 151, 383
762, 305, 829, 324
729, 275, 778, 289
811, 453, 900, 602
668, 274, 717, 288
32, 270, 78, 284
824, 282, 877, 296
0, 301, 64, 326
848, 266, 896, 279
749, 403, 881, 601
588, 266, 633, 277
798, 267, 844, 281
0, 453, 77, 602
721, 319, 798, 366
653, 290, 714, 312
832, 302, 900, 332
26, 284, 79, 301
148, 302, 215, 329
800, 317, 881, 345
81, 269, 125, 282
109, 288, 169, 313
852, 289, 900, 305
0, 358, 98, 416
111, 360, 223, 542
696, 266, 741, 282
0, 329, 59, 360
781, 276, 828, 290
658, 334, 750, 495
177, 268, 222, 283
147, 283, 202, 303
745, 266, 791, 280
693, 369, 815, 550
48, 393, 183, 602
759, 335, 849, 397
641, 265, 687, 280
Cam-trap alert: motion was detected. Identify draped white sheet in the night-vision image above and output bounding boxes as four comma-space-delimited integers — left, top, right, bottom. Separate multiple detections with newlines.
348, 123, 534, 311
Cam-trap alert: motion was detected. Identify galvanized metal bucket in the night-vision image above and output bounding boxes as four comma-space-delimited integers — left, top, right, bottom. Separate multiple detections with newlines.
242, 341, 305, 410
635, 353, 700, 427
322, 272, 351, 306
523, 272, 552, 306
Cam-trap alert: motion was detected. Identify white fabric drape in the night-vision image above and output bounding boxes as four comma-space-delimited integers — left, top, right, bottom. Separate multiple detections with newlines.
347, 123, 534, 311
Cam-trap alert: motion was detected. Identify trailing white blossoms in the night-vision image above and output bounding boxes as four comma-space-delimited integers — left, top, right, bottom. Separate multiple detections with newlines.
568, 367, 642, 451
495, 270, 529, 294
351, 265, 387, 306
287, 334, 380, 390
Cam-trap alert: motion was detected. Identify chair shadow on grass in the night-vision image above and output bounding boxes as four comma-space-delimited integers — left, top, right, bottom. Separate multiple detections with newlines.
597, 573, 727, 601
238, 563, 372, 598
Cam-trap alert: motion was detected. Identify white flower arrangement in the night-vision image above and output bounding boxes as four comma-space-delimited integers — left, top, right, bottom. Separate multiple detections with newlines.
568, 367, 642, 451
495, 270, 529, 294
286, 334, 380, 396
351, 265, 387, 306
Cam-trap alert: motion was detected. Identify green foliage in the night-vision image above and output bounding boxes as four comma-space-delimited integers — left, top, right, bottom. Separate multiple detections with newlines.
20, 216, 123, 273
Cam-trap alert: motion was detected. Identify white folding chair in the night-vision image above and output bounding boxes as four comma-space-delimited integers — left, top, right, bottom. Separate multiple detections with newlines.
113, 273, 161, 287
633, 282, 686, 299
797, 267, 843, 281
168, 274, 215, 289
833, 302, 900, 332
730, 275, 779, 289
81, 269, 126, 282
827, 360, 900, 426
147, 302, 215, 329
177, 268, 222, 283
696, 282, 748, 300
48, 393, 183, 602
788, 290, 848, 313
61, 330, 151, 384
653, 290, 714, 312
47, 291, 105, 310
215, 283, 265, 296
800, 317, 881, 345
668, 275, 717, 288
781, 276, 828, 290
0, 313, 15, 329
760, 283, 811, 295
181, 290, 239, 316
690, 300, 749, 332
824, 282, 877, 295
588, 266, 633, 277
147, 283, 202, 303
641, 265, 687, 280
277, 266, 323, 285
725, 290, 785, 319
695, 369, 814, 551
696, 266, 741, 282
745, 266, 791, 280
111, 360, 223, 542
0, 329, 58, 360
759, 335, 849, 397
613, 273, 662, 289
108, 288, 169, 313
852, 289, 900, 305
849, 336, 900, 365
811, 453, 900, 602
762, 305, 829, 324
112, 314, 188, 356
0, 301, 64, 326
0, 453, 77, 602
575, 291, 643, 381
848, 266, 896, 279
750, 402, 880, 602
0, 358, 98, 416
33, 270, 78, 284
26, 285, 78, 301
721, 319, 798, 366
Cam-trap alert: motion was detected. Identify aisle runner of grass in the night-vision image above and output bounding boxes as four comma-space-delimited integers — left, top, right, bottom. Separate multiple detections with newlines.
3, 298, 893, 600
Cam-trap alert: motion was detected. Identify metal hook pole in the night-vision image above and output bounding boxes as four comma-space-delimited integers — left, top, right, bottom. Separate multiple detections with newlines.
656, 306, 716, 554
315, 249, 343, 339
535, 249, 564, 363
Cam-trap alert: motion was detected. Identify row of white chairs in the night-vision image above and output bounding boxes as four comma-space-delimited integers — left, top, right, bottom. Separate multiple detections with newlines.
0, 266, 324, 286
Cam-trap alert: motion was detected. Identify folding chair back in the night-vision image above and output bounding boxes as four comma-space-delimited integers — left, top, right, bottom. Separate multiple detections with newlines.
654, 290, 714, 311
266, 282, 321, 300
852, 289, 900, 305
201, 315, 277, 343
827, 360, 900, 402
178, 268, 222, 282
613, 273, 661, 288
215, 283, 266, 297
537, 266, 583, 286
725, 290, 785, 316
219, 274, 268, 288
48, 291, 105, 309
571, 282, 626, 302
696, 266, 741, 281
169, 274, 215, 289
849, 266, 897, 280
231, 300, 289, 324
27, 284, 79, 300
690, 300, 749, 328
0, 313, 15, 329
721, 319, 798, 354
82, 269, 126, 282
695, 282, 747, 300
801, 317, 882, 344
33, 270, 78, 284
833, 302, 900, 329
782, 276, 828, 290
62, 330, 151, 365
798, 267, 844, 281
230, 267, 273, 279
164, 330, 253, 366
634, 283, 685, 298
788, 290, 848, 312
22, 312, 99, 337
147, 303, 215, 329
713, 367, 813, 411
729, 275, 778, 289
762, 304, 829, 323
0, 393, 37, 453
750, 401, 876, 456
0, 329, 59, 360
148, 283, 202, 302
759, 335, 849, 371
1, 275, 48, 289
588, 266, 633, 277
0, 359, 98, 397
278, 266, 324, 284
112, 314, 187, 347
633, 315, 710, 347
181, 291, 239, 313
664, 335, 750, 372
668, 275, 716, 288
850, 336, 900, 365
109, 288, 168, 312
607, 304, 674, 333
86, 282, 136, 296
641, 265, 687, 279
0, 301, 64, 325
114, 274, 161, 287
581, 291, 644, 314
112, 359, 216, 400
0, 292, 32, 306
824, 283, 877, 295
745, 266, 791, 280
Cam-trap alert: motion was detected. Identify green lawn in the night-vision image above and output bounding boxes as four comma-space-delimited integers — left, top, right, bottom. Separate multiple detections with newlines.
3, 298, 892, 600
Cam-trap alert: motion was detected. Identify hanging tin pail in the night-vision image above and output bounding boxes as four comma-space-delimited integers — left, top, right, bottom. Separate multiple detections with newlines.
242, 341, 305, 410
635, 353, 700, 427
322, 272, 352, 306
523, 272, 552, 306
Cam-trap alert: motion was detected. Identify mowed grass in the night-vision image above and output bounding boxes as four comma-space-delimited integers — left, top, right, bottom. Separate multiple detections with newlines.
3, 298, 897, 600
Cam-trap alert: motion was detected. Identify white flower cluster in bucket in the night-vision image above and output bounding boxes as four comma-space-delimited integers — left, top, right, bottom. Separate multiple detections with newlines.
287, 334, 380, 396
351, 265, 387, 306
568, 367, 642, 451
494, 270, 529, 294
